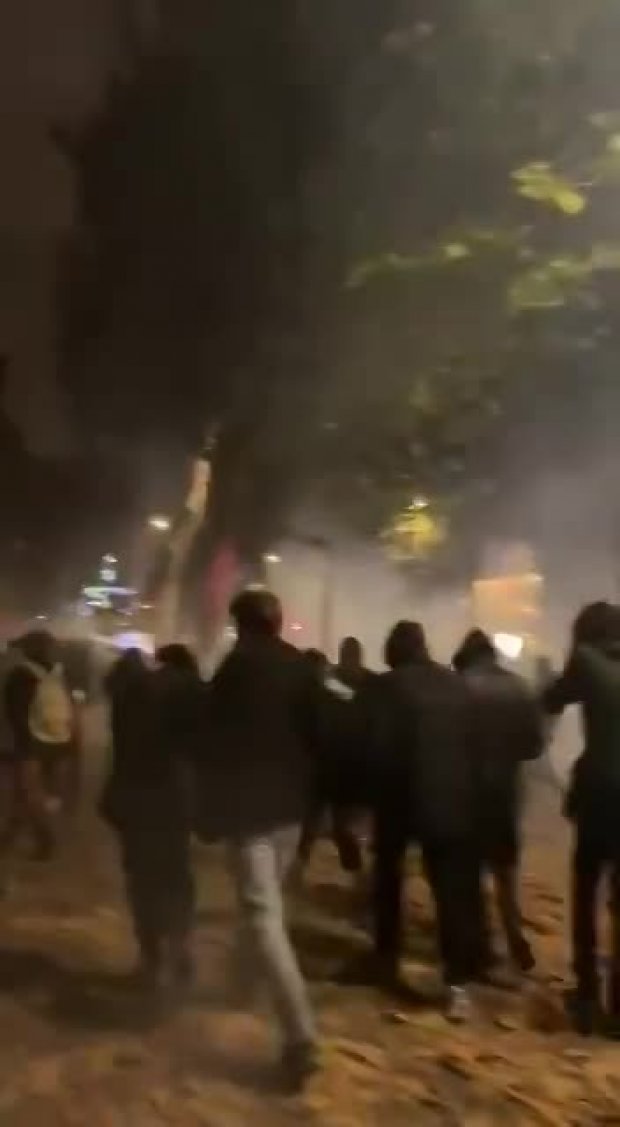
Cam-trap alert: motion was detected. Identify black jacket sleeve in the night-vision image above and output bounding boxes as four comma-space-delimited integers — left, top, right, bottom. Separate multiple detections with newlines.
543, 651, 582, 716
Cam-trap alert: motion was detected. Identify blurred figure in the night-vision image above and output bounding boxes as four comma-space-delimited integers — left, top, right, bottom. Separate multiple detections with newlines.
368, 621, 484, 1020
333, 636, 374, 693
297, 646, 365, 880
453, 629, 544, 974
303, 648, 330, 682
544, 601, 620, 1033
102, 645, 201, 992
3, 631, 75, 860
199, 589, 318, 1088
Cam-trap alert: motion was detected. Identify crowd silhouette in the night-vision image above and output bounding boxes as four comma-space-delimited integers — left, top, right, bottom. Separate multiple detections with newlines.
2, 592, 620, 1089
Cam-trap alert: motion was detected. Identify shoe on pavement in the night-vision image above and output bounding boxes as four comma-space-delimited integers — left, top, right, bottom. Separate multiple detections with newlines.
445, 986, 474, 1024
281, 1041, 320, 1092
511, 938, 536, 974
566, 989, 602, 1037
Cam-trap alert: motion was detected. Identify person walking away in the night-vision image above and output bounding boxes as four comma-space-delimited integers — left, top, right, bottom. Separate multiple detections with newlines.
544, 601, 620, 1034
297, 648, 365, 880
101, 645, 202, 993
3, 631, 75, 860
333, 636, 375, 694
368, 621, 485, 1020
199, 589, 318, 1089
453, 629, 544, 974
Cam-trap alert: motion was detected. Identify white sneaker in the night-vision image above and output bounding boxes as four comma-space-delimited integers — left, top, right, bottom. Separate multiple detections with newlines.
445, 986, 473, 1024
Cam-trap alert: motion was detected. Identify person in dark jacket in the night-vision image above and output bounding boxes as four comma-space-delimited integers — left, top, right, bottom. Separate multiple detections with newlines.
333, 636, 375, 694
453, 629, 544, 973
102, 644, 201, 992
297, 646, 365, 879
544, 601, 620, 1033
369, 621, 485, 1019
201, 588, 318, 1088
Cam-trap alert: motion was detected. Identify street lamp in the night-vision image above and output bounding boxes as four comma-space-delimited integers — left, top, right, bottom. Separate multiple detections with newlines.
148, 514, 171, 533
411, 495, 429, 511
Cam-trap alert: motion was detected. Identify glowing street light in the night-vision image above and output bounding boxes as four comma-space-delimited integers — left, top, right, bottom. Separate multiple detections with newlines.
493, 632, 525, 662
411, 495, 429, 511
148, 514, 171, 533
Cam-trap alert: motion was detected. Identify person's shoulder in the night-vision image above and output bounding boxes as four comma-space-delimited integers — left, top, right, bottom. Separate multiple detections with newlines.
360, 668, 380, 690
501, 666, 535, 696
471, 661, 519, 688
278, 639, 304, 663
427, 658, 462, 685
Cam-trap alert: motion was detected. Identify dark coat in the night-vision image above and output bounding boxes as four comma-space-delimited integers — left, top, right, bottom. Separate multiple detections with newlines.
545, 643, 620, 827
315, 668, 379, 808
197, 636, 317, 840
366, 658, 477, 843
101, 663, 202, 833
459, 657, 544, 863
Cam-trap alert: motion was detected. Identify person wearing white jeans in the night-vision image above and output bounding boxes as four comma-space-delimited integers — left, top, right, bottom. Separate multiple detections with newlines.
202, 589, 321, 1086
229, 826, 316, 1058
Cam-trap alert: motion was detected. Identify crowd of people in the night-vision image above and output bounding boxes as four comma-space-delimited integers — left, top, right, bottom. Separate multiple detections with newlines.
2, 592, 620, 1089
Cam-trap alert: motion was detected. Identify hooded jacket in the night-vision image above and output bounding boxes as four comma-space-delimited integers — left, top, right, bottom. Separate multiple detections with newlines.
545, 641, 620, 818
367, 657, 477, 842
456, 654, 544, 854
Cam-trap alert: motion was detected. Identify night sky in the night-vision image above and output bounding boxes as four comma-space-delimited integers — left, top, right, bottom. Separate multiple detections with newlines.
0, 0, 113, 454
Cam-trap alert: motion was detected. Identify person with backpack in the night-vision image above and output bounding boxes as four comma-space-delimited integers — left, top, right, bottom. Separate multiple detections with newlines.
544, 602, 620, 1034
3, 631, 75, 860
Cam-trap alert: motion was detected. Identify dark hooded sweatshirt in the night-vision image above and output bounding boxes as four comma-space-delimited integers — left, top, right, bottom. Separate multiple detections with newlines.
545, 642, 620, 824
458, 654, 544, 860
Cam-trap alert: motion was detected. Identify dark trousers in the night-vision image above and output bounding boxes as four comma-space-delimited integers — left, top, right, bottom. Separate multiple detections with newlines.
422, 840, 486, 986
488, 861, 530, 964
299, 801, 363, 874
1, 756, 58, 856
373, 799, 486, 986
120, 826, 195, 969
572, 824, 620, 1006
373, 800, 410, 964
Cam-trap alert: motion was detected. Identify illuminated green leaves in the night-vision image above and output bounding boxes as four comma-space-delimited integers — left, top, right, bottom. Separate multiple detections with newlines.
512, 162, 586, 216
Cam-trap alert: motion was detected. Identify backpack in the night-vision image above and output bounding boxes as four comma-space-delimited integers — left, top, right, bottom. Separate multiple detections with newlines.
26, 662, 74, 746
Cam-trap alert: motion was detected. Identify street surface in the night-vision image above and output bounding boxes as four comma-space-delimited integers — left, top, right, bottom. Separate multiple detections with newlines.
0, 709, 616, 1126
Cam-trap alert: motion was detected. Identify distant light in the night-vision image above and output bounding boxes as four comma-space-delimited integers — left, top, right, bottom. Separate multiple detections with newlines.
290, 622, 303, 633
111, 630, 154, 655
411, 495, 429, 511
494, 632, 524, 662
83, 585, 137, 599
148, 514, 171, 532
87, 597, 110, 609
264, 553, 282, 565
36, 615, 47, 621
103, 554, 118, 565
